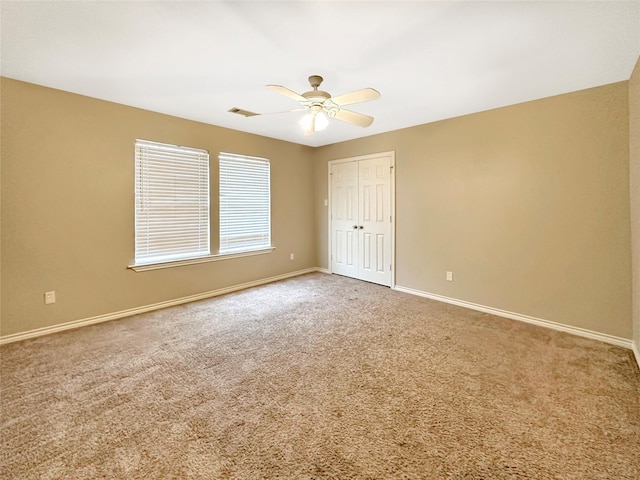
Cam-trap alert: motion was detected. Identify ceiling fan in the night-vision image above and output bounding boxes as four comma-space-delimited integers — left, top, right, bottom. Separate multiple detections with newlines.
230, 75, 380, 135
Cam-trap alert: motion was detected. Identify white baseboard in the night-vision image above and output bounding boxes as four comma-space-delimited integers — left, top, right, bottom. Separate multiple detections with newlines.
0, 267, 323, 345
633, 341, 640, 370
316, 267, 331, 274
394, 285, 634, 350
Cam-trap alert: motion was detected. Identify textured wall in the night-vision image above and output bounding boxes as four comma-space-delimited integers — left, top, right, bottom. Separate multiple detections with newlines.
1, 78, 316, 336
314, 82, 632, 339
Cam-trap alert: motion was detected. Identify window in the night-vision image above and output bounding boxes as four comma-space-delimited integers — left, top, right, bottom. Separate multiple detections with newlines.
134, 139, 210, 265
219, 152, 271, 254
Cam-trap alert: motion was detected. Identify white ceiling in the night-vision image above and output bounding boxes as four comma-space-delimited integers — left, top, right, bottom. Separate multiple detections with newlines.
2, 1, 639, 148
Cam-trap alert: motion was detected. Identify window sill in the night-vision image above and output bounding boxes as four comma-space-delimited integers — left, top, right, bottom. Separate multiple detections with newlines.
128, 247, 276, 272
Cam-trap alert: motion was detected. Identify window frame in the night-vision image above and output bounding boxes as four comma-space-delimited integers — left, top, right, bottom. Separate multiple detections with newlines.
131, 139, 211, 268
219, 152, 272, 255
128, 144, 275, 272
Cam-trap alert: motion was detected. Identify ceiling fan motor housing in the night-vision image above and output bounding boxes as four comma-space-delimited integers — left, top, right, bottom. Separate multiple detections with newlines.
302, 90, 331, 103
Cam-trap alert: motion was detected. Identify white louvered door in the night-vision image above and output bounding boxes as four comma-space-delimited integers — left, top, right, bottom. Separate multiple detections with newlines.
330, 152, 394, 287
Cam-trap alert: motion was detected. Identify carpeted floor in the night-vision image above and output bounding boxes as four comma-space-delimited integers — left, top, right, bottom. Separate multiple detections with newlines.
1, 272, 639, 479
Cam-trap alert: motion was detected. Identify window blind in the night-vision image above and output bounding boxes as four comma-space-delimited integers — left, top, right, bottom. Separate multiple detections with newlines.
219, 152, 271, 254
135, 139, 210, 265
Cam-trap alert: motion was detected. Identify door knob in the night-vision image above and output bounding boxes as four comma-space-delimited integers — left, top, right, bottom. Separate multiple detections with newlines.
353, 225, 358, 229
359, 226, 364, 229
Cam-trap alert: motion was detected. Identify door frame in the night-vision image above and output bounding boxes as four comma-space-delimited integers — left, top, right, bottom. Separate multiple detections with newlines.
328, 151, 396, 288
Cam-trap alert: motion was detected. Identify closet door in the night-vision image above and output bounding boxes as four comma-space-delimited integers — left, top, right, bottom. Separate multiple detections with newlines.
358, 156, 392, 286
330, 153, 393, 287
330, 161, 359, 278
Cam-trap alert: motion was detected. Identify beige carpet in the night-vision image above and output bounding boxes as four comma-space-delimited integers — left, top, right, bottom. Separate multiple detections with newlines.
1, 273, 639, 479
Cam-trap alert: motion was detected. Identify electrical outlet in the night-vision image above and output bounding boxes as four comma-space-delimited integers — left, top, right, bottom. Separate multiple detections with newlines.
446, 271, 454, 282
290, 253, 295, 260
44, 291, 56, 304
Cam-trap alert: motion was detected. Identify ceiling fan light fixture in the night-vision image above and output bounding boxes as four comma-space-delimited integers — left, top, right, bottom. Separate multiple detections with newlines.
299, 108, 329, 135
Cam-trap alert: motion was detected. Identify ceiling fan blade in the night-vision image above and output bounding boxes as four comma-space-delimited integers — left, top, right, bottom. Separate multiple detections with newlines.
331, 88, 380, 107
229, 107, 305, 117
260, 108, 307, 116
331, 109, 374, 128
266, 84, 307, 102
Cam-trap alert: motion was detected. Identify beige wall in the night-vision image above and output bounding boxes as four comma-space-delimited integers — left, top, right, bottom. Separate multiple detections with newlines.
630, 56, 640, 356
1, 77, 635, 343
314, 82, 632, 339
0, 78, 316, 336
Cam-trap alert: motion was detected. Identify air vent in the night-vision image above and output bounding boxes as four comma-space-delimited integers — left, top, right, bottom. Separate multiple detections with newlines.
228, 107, 259, 117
